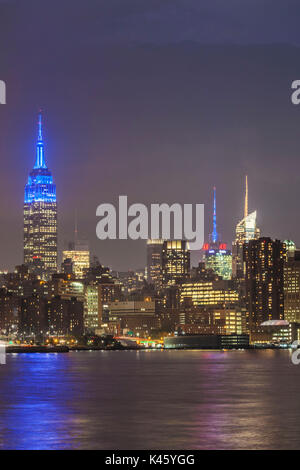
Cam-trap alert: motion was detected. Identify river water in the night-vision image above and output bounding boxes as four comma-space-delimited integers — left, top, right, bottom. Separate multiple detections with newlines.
0, 349, 299, 449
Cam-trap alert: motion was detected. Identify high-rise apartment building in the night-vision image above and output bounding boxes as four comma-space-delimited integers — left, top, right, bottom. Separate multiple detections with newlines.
24, 113, 57, 279
244, 237, 286, 329
284, 244, 300, 323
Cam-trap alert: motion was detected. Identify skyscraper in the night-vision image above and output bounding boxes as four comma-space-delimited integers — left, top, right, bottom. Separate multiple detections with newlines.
203, 187, 232, 280
147, 239, 163, 290
284, 242, 300, 323
24, 113, 57, 279
244, 237, 286, 329
232, 176, 260, 278
62, 241, 90, 279
162, 240, 190, 286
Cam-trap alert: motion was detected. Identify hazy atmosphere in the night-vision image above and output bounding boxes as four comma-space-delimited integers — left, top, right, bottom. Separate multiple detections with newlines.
1, 0, 300, 270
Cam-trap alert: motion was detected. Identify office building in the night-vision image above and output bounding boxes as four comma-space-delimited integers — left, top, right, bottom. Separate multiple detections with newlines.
147, 239, 163, 290
180, 279, 239, 308
62, 241, 90, 279
162, 240, 190, 286
24, 113, 57, 279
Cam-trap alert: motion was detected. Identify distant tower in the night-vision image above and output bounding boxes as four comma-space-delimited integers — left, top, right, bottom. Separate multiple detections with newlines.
62, 221, 90, 280
244, 175, 248, 219
203, 187, 232, 280
232, 175, 260, 279
24, 112, 57, 279
212, 186, 218, 244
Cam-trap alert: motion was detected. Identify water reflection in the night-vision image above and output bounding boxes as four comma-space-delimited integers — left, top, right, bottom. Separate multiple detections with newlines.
0, 350, 299, 449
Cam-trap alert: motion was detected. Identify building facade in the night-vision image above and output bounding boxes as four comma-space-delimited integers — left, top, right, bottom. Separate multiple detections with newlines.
162, 240, 190, 286
202, 187, 232, 280
204, 247, 232, 280
147, 239, 164, 290
24, 113, 57, 279
284, 247, 300, 323
244, 238, 286, 329
180, 280, 239, 308
62, 242, 90, 279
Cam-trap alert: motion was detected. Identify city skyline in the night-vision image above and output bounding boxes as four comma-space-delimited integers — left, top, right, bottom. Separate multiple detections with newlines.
0, 109, 296, 275
0, 110, 295, 275
1, 1, 300, 453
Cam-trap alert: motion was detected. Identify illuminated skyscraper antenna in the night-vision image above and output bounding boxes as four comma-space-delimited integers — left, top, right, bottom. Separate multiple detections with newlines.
34, 110, 47, 169
38, 111, 43, 141
212, 186, 218, 243
244, 175, 248, 219
74, 210, 78, 246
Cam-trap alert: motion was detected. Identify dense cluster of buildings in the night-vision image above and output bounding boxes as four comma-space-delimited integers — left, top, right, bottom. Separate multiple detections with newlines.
0, 114, 299, 348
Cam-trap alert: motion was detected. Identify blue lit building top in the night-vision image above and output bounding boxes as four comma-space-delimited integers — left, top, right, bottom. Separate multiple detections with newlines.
24, 113, 56, 204
212, 186, 218, 244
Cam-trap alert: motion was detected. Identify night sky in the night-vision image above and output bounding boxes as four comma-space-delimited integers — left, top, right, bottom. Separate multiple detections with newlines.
1, 0, 300, 271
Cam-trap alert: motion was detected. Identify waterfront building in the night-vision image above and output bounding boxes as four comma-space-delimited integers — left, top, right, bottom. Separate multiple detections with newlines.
0, 289, 20, 334
164, 333, 249, 350
24, 113, 57, 279
249, 320, 300, 345
19, 294, 48, 337
47, 296, 84, 338
284, 246, 300, 323
107, 300, 159, 336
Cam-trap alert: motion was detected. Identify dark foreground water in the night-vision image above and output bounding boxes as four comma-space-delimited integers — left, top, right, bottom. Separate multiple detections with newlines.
0, 349, 299, 449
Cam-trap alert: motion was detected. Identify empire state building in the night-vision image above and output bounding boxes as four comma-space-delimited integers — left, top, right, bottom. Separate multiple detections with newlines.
24, 113, 57, 279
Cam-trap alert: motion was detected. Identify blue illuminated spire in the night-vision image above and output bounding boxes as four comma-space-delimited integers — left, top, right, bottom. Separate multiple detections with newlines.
212, 186, 218, 243
24, 112, 56, 204
34, 111, 47, 169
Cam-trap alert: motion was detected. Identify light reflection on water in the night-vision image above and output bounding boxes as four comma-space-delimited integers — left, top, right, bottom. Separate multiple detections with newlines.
0, 349, 299, 449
